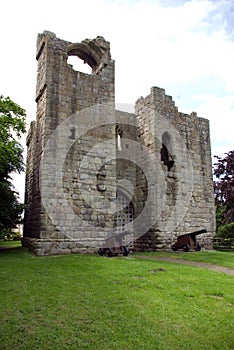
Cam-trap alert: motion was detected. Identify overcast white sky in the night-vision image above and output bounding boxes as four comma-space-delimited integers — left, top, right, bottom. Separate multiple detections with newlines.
0, 0, 234, 200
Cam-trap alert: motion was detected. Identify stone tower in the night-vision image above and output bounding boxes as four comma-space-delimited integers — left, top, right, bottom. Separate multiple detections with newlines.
23, 31, 215, 255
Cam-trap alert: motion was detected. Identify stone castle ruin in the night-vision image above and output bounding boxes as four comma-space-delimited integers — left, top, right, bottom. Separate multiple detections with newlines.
23, 31, 216, 255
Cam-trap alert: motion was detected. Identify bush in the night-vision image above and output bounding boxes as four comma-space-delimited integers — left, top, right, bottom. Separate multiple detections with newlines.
0, 230, 21, 241
12, 232, 22, 241
0, 229, 11, 240
213, 223, 234, 250
216, 222, 234, 238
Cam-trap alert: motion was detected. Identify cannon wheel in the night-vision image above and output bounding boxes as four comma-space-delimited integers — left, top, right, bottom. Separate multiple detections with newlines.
183, 244, 190, 252
195, 243, 201, 251
98, 248, 105, 256
123, 246, 130, 256
107, 248, 113, 257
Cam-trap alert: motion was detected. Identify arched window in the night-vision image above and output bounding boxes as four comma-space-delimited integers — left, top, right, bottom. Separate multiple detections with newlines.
161, 132, 174, 171
67, 40, 103, 75
67, 56, 92, 74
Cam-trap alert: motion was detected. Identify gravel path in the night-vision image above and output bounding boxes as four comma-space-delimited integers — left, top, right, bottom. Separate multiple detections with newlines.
137, 255, 234, 276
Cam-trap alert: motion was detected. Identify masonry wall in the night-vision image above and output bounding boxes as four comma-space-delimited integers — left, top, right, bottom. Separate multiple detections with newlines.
134, 87, 215, 250
23, 31, 116, 255
23, 32, 215, 255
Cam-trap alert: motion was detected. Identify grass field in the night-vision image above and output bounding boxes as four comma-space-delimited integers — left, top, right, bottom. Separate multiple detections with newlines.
0, 240, 22, 249
0, 247, 233, 350
135, 250, 234, 269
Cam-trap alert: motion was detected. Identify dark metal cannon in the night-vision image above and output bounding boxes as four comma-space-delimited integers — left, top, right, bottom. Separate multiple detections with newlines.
171, 229, 207, 252
98, 231, 131, 257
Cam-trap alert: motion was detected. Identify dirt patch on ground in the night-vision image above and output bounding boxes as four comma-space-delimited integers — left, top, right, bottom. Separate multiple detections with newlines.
137, 255, 234, 276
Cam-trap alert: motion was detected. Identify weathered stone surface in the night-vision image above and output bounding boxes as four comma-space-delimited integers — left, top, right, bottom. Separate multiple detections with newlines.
23, 31, 216, 255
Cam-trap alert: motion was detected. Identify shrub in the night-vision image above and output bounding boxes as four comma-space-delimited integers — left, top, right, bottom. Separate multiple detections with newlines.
12, 232, 22, 241
214, 223, 234, 250
216, 222, 234, 238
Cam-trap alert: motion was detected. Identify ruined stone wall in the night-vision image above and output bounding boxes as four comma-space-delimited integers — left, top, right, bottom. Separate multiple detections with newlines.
134, 87, 215, 250
24, 121, 41, 238
23, 31, 116, 255
23, 32, 215, 255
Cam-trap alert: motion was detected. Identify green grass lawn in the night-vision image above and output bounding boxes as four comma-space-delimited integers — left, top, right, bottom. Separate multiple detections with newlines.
0, 248, 233, 350
0, 240, 22, 249
134, 251, 234, 269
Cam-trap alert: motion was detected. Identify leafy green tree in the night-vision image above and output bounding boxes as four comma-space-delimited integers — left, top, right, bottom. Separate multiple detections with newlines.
214, 150, 234, 224
0, 96, 26, 236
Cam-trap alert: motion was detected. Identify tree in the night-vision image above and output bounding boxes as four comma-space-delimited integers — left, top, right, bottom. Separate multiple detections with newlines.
0, 96, 26, 236
214, 150, 234, 225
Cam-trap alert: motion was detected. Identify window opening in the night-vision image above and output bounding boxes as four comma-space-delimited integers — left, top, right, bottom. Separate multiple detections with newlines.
161, 132, 174, 171
117, 134, 122, 151
67, 56, 92, 74
115, 125, 123, 151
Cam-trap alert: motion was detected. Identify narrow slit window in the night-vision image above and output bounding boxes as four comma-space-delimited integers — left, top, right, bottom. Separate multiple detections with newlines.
161, 132, 174, 171
117, 134, 122, 151
116, 126, 123, 151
